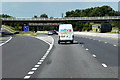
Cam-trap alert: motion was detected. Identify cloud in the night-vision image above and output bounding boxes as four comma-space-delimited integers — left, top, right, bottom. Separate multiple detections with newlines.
1, 0, 120, 2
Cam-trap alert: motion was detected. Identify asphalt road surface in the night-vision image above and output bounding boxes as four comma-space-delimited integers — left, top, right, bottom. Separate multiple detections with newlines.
31, 33, 118, 78
2, 31, 118, 79
2, 34, 49, 78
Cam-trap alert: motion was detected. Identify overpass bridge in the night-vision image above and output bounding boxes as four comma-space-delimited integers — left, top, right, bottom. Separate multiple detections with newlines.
2, 16, 120, 24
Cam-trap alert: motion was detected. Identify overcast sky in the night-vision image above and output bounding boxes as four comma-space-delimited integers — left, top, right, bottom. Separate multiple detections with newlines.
1, 2, 120, 18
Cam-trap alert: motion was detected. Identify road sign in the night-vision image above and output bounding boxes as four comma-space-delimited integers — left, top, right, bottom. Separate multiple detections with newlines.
19, 26, 22, 29
24, 26, 29, 31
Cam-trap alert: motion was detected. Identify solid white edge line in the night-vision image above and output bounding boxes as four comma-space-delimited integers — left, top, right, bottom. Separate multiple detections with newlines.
102, 63, 107, 67
0, 36, 12, 46
24, 76, 31, 79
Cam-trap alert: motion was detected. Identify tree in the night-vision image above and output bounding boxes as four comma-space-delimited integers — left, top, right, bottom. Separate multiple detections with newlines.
33, 15, 38, 18
40, 14, 48, 18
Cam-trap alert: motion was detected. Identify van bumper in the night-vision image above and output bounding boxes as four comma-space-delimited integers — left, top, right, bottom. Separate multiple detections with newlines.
59, 40, 73, 42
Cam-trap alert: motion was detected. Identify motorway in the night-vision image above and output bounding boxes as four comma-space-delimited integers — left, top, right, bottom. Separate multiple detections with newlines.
31, 33, 118, 78
2, 30, 49, 78
2, 31, 118, 79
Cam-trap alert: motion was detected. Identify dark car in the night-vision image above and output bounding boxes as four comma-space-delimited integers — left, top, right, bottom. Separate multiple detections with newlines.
48, 30, 58, 35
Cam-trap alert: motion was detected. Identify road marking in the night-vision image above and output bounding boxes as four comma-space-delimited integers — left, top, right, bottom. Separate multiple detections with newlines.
113, 45, 117, 46
24, 36, 54, 79
81, 45, 84, 47
34, 65, 40, 68
92, 54, 96, 57
102, 63, 107, 67
41, 57, 45, 60
37, 62, 42, 64
24, 76, 31, 79
86, 48, 89, 50
43, 55, 47, 58
0, 36, 12, 46
93, 39, 95, 40
31, 68, 37, 70
28, 71, 34, 75
40, 60, 44, 62
105, 42, 107, 43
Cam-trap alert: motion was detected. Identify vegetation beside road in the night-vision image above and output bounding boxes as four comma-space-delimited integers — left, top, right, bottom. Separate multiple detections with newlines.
2, 25, 36, 36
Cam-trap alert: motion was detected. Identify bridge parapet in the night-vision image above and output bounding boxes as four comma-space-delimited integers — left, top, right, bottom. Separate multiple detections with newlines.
1, 16, 120, 21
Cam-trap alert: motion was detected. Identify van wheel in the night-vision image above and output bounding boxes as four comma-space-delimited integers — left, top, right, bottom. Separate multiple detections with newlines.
58, 41, 60, 44
71, 40, 73, 44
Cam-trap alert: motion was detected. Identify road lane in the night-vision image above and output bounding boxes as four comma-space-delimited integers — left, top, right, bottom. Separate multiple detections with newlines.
2, 35, 49, 78
75, 34, 118, 45
75, 35, 118, 74
31, 34, 117, 78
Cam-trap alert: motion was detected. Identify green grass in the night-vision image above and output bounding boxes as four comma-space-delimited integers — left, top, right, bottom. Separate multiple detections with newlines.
2, 25, 18, 33
18, 31, 37, 36
2, 25, 36, 36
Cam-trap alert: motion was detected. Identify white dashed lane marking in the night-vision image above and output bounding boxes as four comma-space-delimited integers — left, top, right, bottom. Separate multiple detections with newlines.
24, 76, 31, 79
105, 42, 107, 43
102, 63, 107, 68
37, 62, 42, 65
113, 45, 117, 46
28, 71, 34, 75
85, 48, 89, 50
92, 54, 96, 58
34, 65, 40, 68
40, 60, 44, 62
31, 68, 37, 70
23, 36, 54, 79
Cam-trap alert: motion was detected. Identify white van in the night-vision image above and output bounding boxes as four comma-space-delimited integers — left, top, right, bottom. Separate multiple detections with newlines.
58, 24, 74, 44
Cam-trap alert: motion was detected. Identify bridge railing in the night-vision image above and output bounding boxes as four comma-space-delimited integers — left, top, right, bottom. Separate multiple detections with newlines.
1, 16, 120, 21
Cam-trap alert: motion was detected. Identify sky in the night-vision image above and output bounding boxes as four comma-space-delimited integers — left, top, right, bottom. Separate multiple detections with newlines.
1, 2, 120, 18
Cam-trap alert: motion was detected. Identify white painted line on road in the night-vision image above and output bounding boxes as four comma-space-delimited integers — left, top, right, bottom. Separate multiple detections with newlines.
28, 71, 34, 75
92, 54, 96, 58
105, 42, 107, 43
24, 36, 54, 79
37, 62, 42, 64
31, 68, 37, 70
24, 76, 31, 79
81, 45, 84, 47
43, 55, 47, 58
113, 45, 117, 46
41, 57, 45, 60
34, 65, 40, 68
102, 63, 107, 67
39, 60, 44, 62
86, 48, 89, 50
0, 36, 12, 46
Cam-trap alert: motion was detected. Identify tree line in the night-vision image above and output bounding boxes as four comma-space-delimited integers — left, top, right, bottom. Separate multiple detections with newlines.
65, 5, 120, 17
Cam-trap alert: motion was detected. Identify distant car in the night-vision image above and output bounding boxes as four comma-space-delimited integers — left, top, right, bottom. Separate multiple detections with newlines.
48, 30, 54, 35
119, 29, 120, 34
48, 30, 58, 35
